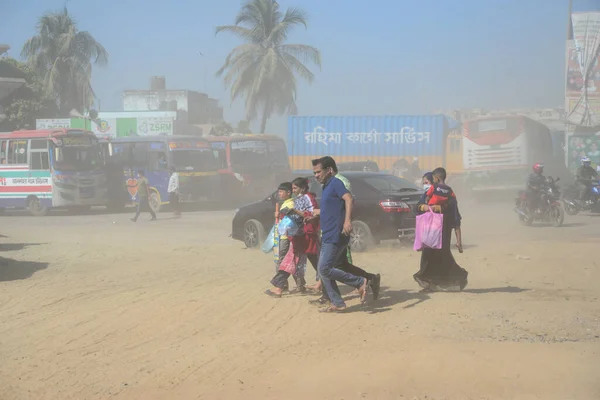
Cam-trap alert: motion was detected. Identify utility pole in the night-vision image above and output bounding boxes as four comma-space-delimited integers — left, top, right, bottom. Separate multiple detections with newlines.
567, 0, 573, 41
564, 0, 573, 168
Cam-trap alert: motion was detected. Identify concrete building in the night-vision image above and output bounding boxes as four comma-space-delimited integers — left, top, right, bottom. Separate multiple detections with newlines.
0, 45, 26, 124
122, 76, 224, 134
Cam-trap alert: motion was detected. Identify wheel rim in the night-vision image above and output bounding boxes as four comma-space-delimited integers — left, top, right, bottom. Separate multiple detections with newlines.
245, 223, 258, 247
351, 226, 365, 249
30, 198, 42, 212
149, 193, 160, 211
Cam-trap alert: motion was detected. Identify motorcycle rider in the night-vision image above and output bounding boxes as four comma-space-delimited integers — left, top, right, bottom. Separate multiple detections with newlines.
526, 163, 546, 214
576, 157, 599, 205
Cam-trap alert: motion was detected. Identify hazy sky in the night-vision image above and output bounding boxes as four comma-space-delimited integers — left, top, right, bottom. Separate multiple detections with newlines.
1, 0, 599, 134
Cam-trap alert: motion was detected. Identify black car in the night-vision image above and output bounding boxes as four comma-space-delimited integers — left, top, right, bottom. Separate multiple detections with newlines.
231, 172, 423, 252
337, 160, 380, 173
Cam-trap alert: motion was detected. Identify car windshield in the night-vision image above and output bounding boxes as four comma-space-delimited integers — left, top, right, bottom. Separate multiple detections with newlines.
171, 149, 218, 171
54, 141, 102, 171
362, 175, 420, 194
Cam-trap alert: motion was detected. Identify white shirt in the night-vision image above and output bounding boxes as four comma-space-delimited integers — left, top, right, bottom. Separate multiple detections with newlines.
168, 172, 179, 194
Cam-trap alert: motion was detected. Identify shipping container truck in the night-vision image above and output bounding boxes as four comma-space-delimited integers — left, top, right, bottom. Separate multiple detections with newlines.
287, 115, 453, 184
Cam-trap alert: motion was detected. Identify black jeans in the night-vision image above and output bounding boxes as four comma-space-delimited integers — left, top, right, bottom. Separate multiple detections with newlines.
271, 270, 306, 290
577, 181, 591, 203
133, 197, 156, 221
169, 192, 181, 215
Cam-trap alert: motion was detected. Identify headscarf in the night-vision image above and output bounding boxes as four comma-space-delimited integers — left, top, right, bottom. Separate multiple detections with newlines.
422, 172, 434, 184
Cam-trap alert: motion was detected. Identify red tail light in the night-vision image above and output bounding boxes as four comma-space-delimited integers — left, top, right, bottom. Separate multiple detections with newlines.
379, 200, 411, 213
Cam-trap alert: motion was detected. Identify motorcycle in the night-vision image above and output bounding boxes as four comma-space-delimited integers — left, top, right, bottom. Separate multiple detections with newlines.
514, 176, 564, 227
561, 180, 600, 215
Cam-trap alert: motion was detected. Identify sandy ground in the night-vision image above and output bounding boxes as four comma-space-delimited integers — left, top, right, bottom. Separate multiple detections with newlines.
0, 203, 599, 400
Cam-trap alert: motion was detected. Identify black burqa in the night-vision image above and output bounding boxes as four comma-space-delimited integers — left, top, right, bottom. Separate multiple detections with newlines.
414, 193, 468, 292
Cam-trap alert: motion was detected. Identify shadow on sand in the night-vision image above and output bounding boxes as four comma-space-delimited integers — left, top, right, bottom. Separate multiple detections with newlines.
341, 285, 529, 314
0, 243, 45, 252
463, 286, 530, 294
339, 286, 431, 314
0, 256, 49, 282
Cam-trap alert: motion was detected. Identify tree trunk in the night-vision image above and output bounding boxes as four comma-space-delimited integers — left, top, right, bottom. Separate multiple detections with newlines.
260, 109, 268, 134
260, 99, 271, 134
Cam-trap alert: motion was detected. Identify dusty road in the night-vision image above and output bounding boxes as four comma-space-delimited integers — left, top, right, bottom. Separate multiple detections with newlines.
0, 203, 599, 400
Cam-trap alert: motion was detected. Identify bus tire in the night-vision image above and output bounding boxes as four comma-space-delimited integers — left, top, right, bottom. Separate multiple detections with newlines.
27, 196, 48, 217
149, 189, 161, 214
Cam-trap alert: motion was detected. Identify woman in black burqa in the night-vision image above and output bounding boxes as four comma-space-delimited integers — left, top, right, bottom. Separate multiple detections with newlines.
414, 168, 468, 292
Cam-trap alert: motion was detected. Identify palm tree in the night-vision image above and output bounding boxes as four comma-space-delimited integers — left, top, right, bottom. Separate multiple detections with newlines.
21, 7, 108, 114
215, 0, 321, 133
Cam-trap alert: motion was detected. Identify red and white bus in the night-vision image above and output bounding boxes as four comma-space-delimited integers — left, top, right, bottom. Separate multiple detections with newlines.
207, 135, 292, 203
0, 129, 107, 215
462, 115, 554, 194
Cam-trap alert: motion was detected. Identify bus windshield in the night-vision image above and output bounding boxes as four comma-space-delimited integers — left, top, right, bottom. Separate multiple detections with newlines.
466, 118, 521, 143
171, 149, 217, 171
230, 140, 270, 169
54, 136, 102, 171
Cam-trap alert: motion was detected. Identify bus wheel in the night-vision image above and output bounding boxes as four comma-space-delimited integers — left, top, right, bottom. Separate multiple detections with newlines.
149, 190, 161, 214
27, 196, 48, 217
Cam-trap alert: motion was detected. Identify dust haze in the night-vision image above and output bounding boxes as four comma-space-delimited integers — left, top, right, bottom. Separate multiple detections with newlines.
1, 1, 599, 400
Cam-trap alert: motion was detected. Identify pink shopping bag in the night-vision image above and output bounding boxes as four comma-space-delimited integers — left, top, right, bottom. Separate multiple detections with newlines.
413, 209, 444, 251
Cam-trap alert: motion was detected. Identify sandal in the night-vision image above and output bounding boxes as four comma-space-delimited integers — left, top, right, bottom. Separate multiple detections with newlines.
318, 305, 347, 313
264, 289, 282, 298
288, 286, 307, 295
309, 297, 330, 306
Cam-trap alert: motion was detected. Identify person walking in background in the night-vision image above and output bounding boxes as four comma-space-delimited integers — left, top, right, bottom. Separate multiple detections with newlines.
130, 170, 157, 222
311, 156, 370, 313
168, 167, 181, 218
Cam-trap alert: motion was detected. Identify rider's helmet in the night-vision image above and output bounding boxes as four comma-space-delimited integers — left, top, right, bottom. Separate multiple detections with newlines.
533, 163, 544, 174
581, 156, 591, 167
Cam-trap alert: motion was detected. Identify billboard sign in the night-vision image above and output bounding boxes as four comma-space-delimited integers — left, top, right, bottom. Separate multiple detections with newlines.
36, 119, 71, 129
566, 12, 600, 127
137, 117, 174, 136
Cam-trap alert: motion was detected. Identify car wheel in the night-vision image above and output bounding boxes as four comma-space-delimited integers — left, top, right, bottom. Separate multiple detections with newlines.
350, 220, 374, 252
244, 219, 265, 249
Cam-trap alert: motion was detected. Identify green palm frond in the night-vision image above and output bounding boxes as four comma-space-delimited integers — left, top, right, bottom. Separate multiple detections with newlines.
21, 6, 108, 113
215, 0, 320, 132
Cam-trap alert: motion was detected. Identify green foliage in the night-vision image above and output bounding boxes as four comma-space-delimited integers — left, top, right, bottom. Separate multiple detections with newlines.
21, 7, 108, 114
0, 58, 57, 130
210, 121, 235, 136
236, 120, 252, 134
215, 0, 321, 133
